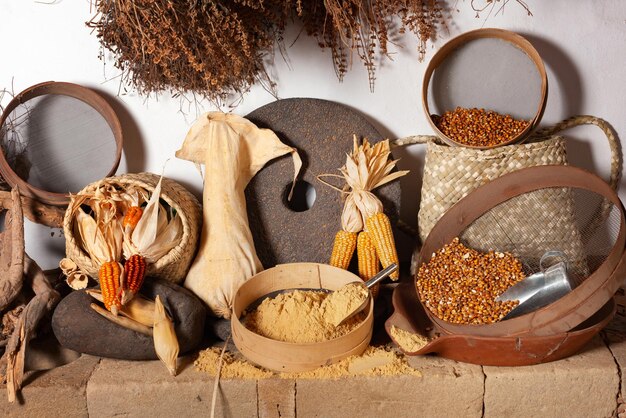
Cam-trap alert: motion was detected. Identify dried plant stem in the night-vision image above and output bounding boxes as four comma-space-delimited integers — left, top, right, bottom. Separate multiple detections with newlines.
0, 187, 24, 312
3, 255, 61, 402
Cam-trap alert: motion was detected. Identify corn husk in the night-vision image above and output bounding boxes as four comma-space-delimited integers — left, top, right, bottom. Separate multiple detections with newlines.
90, 302, 153, 336
338, 137, 408, 228
60, 258, 90, 290
73, 205, 124, 267
122, 175, 183, 263
66, 271, 89, 290
87, 289, 156, 326
153, 295, 179, 376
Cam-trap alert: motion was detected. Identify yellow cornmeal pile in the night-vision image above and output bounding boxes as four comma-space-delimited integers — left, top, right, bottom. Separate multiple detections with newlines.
195, 345, 422, 379
243, 289, 366, 343
389, 326, 429, 352
321, 282, 369, 326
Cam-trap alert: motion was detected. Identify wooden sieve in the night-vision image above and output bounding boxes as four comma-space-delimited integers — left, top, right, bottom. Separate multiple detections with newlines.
415, 165, 626, 337
0, 81, 123, 205
422, 28, 548, 149
231, 263, 374, 373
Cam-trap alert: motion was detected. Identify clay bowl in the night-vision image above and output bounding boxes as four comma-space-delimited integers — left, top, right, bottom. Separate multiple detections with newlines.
231, 263, 373, 373
385, 283, 615, 366
423, 28, 547, 149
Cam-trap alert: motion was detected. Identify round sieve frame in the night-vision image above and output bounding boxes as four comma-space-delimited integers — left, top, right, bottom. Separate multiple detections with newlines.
0, 81, 123, 206
422, 28, 548, 149
416, 165, 626, 337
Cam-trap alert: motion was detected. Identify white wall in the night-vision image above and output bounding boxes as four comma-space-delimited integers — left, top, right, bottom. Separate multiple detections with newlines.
1, 1, 625, 268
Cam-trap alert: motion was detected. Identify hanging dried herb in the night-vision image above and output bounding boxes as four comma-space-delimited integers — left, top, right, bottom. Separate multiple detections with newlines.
87, 0, 530, 101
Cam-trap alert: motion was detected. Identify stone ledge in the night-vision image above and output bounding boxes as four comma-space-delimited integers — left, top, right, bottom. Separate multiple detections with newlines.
0, 355, 100, 418
483, 337, 619, 418
2, 313, 624, 417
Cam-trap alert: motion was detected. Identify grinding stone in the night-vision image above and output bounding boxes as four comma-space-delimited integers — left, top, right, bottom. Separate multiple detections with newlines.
245, 98, 401, 267
52, 278, 206, 360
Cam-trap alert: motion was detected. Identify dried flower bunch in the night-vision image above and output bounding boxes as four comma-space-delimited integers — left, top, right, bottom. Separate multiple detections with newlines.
87, 0, 447, 100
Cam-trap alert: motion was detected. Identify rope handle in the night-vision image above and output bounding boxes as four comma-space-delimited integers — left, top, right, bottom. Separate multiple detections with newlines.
392, 115, 622, 191
531, 115, 622, 191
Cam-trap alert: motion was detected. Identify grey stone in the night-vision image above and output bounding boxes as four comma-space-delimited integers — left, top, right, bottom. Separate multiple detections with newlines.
52, 278, 206, 360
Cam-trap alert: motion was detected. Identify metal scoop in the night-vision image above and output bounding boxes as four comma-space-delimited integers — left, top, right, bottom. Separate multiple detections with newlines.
323, 263, 398, 327
496, 251, 573, 320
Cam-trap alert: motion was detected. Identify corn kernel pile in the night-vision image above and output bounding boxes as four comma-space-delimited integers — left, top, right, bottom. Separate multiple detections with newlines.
434, 107, 530, 147
416, 238, 525, 325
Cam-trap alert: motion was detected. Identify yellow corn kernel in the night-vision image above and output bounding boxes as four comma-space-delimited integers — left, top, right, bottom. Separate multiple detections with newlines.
98, 261, 123, 314
330, 230, 357, 270
123, 206, 143, 229
357, 231, 380, 298
365, 212, 399, 280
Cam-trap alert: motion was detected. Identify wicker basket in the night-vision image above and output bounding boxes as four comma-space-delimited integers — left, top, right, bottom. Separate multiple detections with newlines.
64, 172, 202, 284
394, 115, 622, 244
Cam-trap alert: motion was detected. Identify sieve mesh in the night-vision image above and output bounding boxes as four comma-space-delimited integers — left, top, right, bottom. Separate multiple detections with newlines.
458, 186, 620, 287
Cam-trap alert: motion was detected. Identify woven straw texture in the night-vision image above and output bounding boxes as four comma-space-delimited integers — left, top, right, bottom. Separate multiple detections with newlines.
63, 172, 202, 284
394, 116, 622, 245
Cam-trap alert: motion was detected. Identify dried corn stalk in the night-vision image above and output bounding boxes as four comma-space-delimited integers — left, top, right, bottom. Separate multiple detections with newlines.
176, 112, 302, 318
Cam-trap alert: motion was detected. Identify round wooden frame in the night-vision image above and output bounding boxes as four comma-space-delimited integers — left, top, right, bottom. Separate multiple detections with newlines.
0, 81, 123, 206
422, 28, 548, 149
416, 165, 626, 337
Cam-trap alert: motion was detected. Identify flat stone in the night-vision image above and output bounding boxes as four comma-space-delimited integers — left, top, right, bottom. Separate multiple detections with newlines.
0, 355, 100, 418
52, 278, 206, 360
483, 336, 618, 418
86, 356, 257, 418
296, 356, 484, 418
258, 379, 295, 418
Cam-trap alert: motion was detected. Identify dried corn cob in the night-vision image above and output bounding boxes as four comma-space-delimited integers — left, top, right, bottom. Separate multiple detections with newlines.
122, 254, 147, 304
365, 212, 399, 280
99, 261, 123, 315
330, 230, 357, 270
357, 231, 380, 298
123, 206, 143, 229
154, 295, 179, 376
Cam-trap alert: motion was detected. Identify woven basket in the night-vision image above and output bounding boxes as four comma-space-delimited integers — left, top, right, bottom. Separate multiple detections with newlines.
394, 116, 622, 244
64, 172, 202, 284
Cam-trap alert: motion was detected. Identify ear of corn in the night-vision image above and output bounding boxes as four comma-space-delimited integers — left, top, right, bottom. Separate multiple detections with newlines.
99, 261, 123, 315
123, 206, 143, 229
122, 254, 147, 304
365, 212, 399, 280
330, 230, 357, 270
357, 231, 381, 298
154, 295, 179, 376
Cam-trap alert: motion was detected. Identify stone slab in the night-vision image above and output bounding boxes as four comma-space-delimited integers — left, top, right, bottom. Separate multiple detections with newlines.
86, 356, 257, 418
258, 378, 295, 418
483, 337, 618, 418
295, 356, 484, 418
0, 355, 100, 418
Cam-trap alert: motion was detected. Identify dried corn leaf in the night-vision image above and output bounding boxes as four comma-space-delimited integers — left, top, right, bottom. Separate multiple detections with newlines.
88, 289, 156, 326
153, 295, 179, 376
66, 271, 89, 290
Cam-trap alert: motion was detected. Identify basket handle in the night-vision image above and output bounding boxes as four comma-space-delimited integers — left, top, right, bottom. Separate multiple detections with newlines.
532, 115, 622, 190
